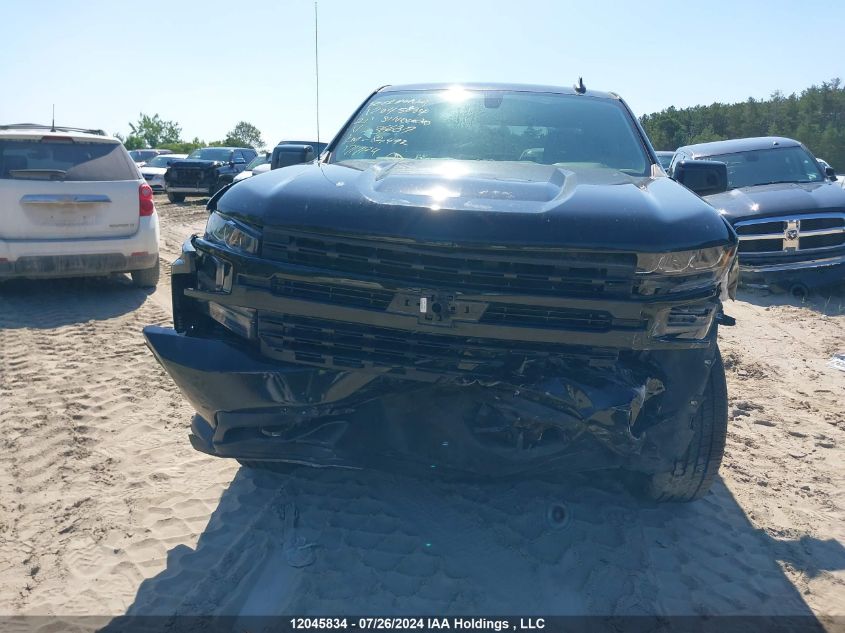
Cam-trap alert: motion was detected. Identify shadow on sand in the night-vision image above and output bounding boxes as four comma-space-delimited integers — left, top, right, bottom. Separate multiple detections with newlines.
103, 466, 843, 628
737, 285, 845, 316
0, 276, 150, 329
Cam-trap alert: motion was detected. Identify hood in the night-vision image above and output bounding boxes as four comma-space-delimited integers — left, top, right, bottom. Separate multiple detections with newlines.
705, 181, 845, 222
216, 159, 735, 252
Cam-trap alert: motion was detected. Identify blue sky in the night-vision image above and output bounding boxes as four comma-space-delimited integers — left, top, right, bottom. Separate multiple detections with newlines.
1, 0, 841, 147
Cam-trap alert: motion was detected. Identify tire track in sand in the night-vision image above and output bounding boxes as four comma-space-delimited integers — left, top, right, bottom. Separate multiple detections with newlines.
0, 276, 235, 615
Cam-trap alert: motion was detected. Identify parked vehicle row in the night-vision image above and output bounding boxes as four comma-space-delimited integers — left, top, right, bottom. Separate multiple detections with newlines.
140, 153, 188, 191
233, 152, 271, 183
666, 137, 845, 295
163, 141, 326, 202
163, 146, 257, 202
129, 148, 172, 167
0, 124, 160, 288
231, 140, 326, 184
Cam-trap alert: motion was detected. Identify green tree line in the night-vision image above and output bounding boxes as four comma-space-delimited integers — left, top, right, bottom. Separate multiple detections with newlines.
115, 115, 264, 153
640, 78, 845, 170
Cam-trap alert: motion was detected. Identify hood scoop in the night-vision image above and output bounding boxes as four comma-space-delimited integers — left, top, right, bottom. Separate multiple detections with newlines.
358, 159, 577, 211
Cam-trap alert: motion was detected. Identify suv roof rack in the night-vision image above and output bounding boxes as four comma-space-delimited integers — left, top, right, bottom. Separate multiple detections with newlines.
0, 123, 108, 136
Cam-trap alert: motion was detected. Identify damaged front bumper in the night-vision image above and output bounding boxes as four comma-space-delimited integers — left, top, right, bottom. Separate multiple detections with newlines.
142, 235, 729, 476
143, 325, 715, 476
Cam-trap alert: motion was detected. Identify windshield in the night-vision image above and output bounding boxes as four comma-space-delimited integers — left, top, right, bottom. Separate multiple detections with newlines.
146, 155, 183, 168
330, 89, 650, 175
129, 149, 156, 162
1, 140, 138, 181
245, 154, 269, 170
187, 148, 233, 161
705, 146, 825, 188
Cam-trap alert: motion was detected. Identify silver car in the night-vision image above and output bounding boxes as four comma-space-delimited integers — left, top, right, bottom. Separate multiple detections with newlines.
128, 148, 173, 168
232, 152, 271, 183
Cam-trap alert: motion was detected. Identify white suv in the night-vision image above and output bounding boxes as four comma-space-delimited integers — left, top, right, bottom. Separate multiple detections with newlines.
0, 124, 160, 288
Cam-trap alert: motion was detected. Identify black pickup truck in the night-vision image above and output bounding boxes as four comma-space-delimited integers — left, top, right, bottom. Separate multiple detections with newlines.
144, 83, 738, 502
671, 137, 845, 296
164, 146, 257, 202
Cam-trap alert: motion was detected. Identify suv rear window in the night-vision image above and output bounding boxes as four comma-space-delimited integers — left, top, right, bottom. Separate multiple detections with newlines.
0, 139, 139, 181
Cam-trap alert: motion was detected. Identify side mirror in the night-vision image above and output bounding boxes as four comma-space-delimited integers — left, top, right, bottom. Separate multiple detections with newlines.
672, 160, 728, 196
271, 144, 316, 169
824, 166, 837, 181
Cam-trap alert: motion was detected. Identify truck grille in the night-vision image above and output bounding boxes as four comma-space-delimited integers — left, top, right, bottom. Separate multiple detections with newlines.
478, 303, 613, 330
261, 229, 637, 297
257, 312, 616, 376
270, 278, 395, 310
735, 212, 845, 258
238, 276, 624, 331
169, 168, 213, 187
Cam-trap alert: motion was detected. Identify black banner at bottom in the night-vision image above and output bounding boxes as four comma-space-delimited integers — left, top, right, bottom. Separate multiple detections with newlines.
0, 616, 842, 633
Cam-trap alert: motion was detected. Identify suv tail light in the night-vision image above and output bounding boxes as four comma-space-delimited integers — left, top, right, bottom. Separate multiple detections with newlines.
139, 183, 155, 216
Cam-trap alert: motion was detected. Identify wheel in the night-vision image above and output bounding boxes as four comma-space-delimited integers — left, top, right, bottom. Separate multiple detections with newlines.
166, 191, 186, 203
131, 260, 160, 289
643, 349, 728, 502
237, 459, 301, 474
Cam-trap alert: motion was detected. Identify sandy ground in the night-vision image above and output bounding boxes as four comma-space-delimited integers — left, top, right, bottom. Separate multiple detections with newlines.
0, 197, 843, 626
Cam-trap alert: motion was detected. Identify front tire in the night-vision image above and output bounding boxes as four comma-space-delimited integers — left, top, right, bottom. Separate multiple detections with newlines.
131, 260, 160, 289
644, 350, 728, 502
166, 191, 186, 203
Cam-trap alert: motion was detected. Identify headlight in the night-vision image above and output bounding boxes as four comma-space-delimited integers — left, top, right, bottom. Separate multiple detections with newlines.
636, 246, 735, 275
205, 211, 261, 255
636, 246, 737, 296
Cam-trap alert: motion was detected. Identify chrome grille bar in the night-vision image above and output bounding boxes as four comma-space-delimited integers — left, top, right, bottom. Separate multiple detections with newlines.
738, 226, 845, 241
734, 212, 845, 255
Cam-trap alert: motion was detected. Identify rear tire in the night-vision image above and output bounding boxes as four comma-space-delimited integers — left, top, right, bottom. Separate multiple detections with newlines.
643, 350, 728, 503
131, 261, 160, 289
166, 191, 186, 203
237, 459, 300, 474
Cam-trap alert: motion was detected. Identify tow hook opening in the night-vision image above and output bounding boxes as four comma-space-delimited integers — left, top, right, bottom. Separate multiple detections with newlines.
546, 502, 572, 530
